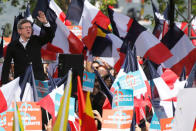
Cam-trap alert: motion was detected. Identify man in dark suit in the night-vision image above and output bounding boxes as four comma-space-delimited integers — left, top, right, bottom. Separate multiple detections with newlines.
1, 11, 55, 84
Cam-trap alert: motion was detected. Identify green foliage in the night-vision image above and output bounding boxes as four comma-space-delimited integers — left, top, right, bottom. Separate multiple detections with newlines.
3, 23, 12, 37
100, 0, 117, 15
11, 0, 19, 7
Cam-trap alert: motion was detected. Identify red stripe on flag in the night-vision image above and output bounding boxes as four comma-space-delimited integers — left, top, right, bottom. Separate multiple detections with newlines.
68, 32, 84, 54
81, 113, 97, 131
91, 11, 110, 30
161, 69, 178, 90
171, 49, 196, 76
144, 43, 172, 64
114, 51, 126, 73
46, 43, 64, 53
41, 48, 57, 61
38, 95, 55, 121
162, 21, 169, 38
127, 18, 134, 32
82, 24, 97, 50
59, 12, 66, 22
0, 90, 7, 113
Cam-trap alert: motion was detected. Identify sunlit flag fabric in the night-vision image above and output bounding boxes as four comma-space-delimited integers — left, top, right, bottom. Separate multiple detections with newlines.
0, 77, 20, 113
151, 0, 169, 39
0, 66, 38, 112
77, 76, 85, 126
147, 59, 174, 100
38, 83, 64, 122
33, 0, 84, 54
107, 7, 133, 38
66, 0, 84, 25
14, 65, 38, 102
79, 0, 110, 49
53, 70, 72, 131
13, 101, 24, 131
125, 18, 172, 65
161, 25, 196, 76
81, 92, 97, 131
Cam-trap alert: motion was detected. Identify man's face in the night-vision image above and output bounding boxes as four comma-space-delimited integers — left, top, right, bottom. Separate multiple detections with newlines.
18, 22, 32, 40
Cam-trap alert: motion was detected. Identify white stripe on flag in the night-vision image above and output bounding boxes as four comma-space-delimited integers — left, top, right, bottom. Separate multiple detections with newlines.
113, 11, 130, 37
162, 34, 195, 68
51, 18, 70, 53
135, 31, 160, 57
79, 0, 99, 38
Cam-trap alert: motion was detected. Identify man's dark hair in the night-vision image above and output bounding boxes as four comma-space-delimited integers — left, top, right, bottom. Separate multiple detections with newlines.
17, 19, 32, 30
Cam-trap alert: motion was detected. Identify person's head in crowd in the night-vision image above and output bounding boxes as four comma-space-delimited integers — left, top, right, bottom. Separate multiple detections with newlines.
92, 61, 100, 70
17, 19, 33, 41
97, 65, 108, 77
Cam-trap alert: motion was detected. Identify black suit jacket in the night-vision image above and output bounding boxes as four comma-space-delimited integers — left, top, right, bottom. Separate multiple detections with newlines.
1, 26, 55, 84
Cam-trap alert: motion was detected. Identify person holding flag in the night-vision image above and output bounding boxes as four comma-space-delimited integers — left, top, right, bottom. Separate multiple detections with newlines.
1, 11, 54, 84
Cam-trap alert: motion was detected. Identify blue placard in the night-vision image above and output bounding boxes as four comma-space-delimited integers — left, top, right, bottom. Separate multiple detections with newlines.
35, 80, 50, 100
150, 113, 161, 130
83, 71, 95, 92
118, 70, 146, 96
112, 89, 134, 109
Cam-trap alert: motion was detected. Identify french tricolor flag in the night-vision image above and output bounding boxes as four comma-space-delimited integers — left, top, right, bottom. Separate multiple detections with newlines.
126, 19, 172, 64
108, 7, 133, 38
38, 84, 64, 122
33, 0, 83, 55
0, 77, 20, 113
79, 0, 110, 49
108, 8, 172, 65
161, 25, 196, 76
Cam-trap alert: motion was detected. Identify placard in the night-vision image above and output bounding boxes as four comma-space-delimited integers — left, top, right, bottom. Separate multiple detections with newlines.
35, 80, 50, 100
102, 109, 133, 131
112, 89, 134, 110
160, 117, 173, 131
0, 102, 42, 131
67, 26, 82, 39
149, 113, 161, 131
118, 70, 147, 96
83, 71, 95, 92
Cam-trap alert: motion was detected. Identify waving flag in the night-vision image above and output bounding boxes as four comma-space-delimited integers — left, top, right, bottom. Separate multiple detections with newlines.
15, 65, 38, 102
38, 83, 64, 122
81, 92, 97, 131
77, 75, 85, 126
33, 0, 84, 54
108, 7, 133, 38
79, 0, 110, 47
147, 59, 173, 100
161, 25, 196, 76
66, 0, 84, 25
13, 101, 24, 131
53, 70, 72, 131
125, 19, 172, 64
0, 77, 20, 113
